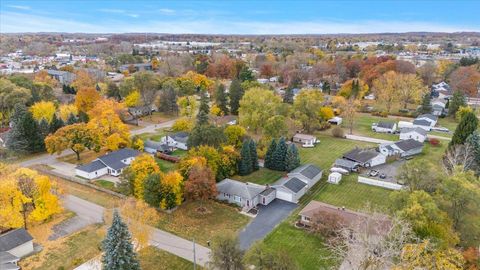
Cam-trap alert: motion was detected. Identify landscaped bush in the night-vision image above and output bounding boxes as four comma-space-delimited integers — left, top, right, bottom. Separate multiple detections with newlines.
429, 138, 440, 146
318, 121, 331, 131
371, 111, 388, 117
331, 127, 345, 138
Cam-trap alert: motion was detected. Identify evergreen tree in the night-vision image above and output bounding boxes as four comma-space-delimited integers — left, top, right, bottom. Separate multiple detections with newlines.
229, 79, 244, 115
187, 124, 226, 148
78, 111, 89, 123
49, 114, 64, 134
162, 186, 177, 210
264, 139, 277, 169
196, 91, 210, 125
67, 113, 77, 125
238, 65, 254, 82
466, 131, 480, 175
215, 83, 229, 115
38, 119, 50, 147
322, 81, 331, 95
143, 173, 163, 208
450, 111, 479, 146
272, 137, 288, 171
158, 87, 178, 115
420, 93, 432, 114
6, 104, 44, 153
249, 140, 259, 171
239, 140, 252, 175
285, 144, 301, 172
448, 91, 466, 117
351, 79, 360, 98
102, 210, 140, 270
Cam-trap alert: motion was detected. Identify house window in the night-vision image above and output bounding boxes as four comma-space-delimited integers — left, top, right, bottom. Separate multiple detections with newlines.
303, 216, 311, 221
234, 196, 242, 203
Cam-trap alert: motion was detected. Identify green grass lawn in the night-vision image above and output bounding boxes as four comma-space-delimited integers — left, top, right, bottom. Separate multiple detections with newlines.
331, 113, 401, 140
138, 128, 168, 142
139, 246, 200, 270
156, 200, 250, 246
262, 223, 337, 270
231, 168, 285, 185
92, 179, 121, 193
156, 158, 178, 172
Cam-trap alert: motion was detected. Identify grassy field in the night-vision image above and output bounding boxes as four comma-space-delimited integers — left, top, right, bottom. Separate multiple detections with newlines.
139, 112, 177, 124
54, 176, 122, 208
92, 179, 121, 193
156, 158, 178, 172
138, 129, 168, 142
231, 168, 285, 185
335, 113, 401, 140
262, 223, 336, 270
139, 247, 199, 270
157, 200, 250, 246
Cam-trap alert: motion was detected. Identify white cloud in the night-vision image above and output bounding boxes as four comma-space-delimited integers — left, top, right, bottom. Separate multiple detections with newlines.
98, 8, 126, 14
7, 5, 30, 10
158, 8, 175, 14
1, 11, 478, 34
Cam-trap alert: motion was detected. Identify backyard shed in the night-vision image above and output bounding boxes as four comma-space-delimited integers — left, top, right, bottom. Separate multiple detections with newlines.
328, 172, 342, 184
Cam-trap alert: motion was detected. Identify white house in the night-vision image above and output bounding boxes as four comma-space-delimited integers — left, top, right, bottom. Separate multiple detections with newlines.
0, 229, 34, 264
272, 164, 323, 203
160, 132, 189, 150
372, 122, 397, 133
75, 148, 140, 180
412, 114, 438, 131
293, 133, 317, 147
342, 148, 386, 168
399, 127, 428, 143
379, 139, 424, 157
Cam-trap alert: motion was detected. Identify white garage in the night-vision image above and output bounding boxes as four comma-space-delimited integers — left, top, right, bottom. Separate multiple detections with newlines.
273, 177, 308, 203
275, 187, 294, 202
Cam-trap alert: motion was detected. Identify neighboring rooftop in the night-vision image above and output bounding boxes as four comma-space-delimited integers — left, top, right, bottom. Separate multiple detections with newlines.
97, 148, 140, 170
375, 122, 396, 129
0, 229, 33, 252
290, 164, 322, 179
293, 133, 316, 140
394, 139, 424, 152
400, 127, 428, 136
217, 179, 265, 200
343, 148, 380, 163
412, 119, 432, 126
283, 177, 307, 193
416, 114, 438, 121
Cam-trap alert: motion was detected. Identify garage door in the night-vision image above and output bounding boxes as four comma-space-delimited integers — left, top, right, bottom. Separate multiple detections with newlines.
276, 190, 293, 202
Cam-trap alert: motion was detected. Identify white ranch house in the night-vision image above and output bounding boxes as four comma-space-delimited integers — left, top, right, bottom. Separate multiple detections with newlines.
372, 121, 397, 133
160, 132, 189, 150
399, 127, 428, 143
75, 148, 140, 180
292, 133, 317, 147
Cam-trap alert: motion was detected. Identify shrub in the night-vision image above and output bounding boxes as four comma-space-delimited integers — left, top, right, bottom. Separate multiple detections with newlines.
332, 126, 345, 138
429, 138, 440, 146
318, 121, 331, 131
371, 111, 388, 117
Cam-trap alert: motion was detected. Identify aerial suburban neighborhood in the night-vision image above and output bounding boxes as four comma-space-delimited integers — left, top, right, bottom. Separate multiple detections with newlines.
1, 0, 480, 269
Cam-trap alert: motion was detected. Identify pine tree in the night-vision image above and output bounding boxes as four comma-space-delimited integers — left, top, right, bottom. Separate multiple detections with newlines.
285, 144, 301, 172
249, 140, 259, 171
215, 83, 229, 115
196, 91, 210, 125
264, 139, 277, 169
102, 211, 140, 270
272, 137, 288, 171
448, 91, 466, 117
420, 93, 432, 114
283, 88, 294, 104
450, 111, 479, 146
229, 79, 244, 115
49, 114, 64, 134
466, 132, 480, 174
67, 113, 77, 125
239, 140, 252, 175
6, 104, 29, 152
38, 119, 50, 146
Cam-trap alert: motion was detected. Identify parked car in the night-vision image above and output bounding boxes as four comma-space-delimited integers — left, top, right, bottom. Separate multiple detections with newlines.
379, 173, 386, 179
330, 167, 349, 175
369, 170, 379, 177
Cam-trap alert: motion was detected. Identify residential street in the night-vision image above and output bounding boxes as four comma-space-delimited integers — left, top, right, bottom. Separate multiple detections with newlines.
345, 134, 394, 144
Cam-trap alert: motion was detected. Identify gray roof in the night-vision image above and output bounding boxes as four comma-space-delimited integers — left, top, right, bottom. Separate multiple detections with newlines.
394, 139, 424, 152
290, 164, 322, 179
172, 132, 189, 143
98, 148, 141, 170
46, 69, 71, 76
144, 140, 169, 151
376, 122, 395, 129
217, 179, 265, 200
412, 119, 431, 126
0, 229, 33, 252
0, 262, 20, 270
260, 188, 275, 196
0, 252, 19, 263
334, 158, 359, 169
400, 127, 427, 136
283, 177, 307, 193
343, 148, 380, 163
417, 114, 438, 121
76, 160, 106, 173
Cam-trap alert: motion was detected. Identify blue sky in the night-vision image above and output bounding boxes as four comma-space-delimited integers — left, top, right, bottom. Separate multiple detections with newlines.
1, 1, 479, 34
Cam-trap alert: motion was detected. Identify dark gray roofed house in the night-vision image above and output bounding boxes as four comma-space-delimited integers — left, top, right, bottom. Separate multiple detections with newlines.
144, 140, 173, 154
75, 148, 140, 179
343, 148, 386, 167
334, 158, 359, 172
377, 122, 395, 129
283, 177, 307, 193
0, 229, 34, 259
98, 148, 141, 171
290, 164, 322, 180
417, 114, 438, 121
394, 139, 424, 152
75, 160, 106, 173
412, 119, 431, 126
216, 179, 267, 211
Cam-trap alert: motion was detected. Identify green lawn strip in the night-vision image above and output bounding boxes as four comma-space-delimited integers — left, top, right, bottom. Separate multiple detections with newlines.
156, 200, 250, 246
155, 158, 178, 172
262, 223, 337, 270
330, 114, 400, 141
139, 246, 200, 270
138, 128, 168, 142
54, 177, 122, 208
231, 168, 286, 185
437, 117, 458, 131
92, 179, 121, 193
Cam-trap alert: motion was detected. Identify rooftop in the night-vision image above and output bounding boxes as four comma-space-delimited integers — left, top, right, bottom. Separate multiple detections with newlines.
217, 179, 265, 200
343, 148, 380, 163
0, 229, 33, 252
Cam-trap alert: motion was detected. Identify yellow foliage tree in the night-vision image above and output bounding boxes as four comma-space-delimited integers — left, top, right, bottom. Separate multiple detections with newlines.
177, 96, 198, 118
172, 118, 194, 132
58, 104, 78, 122
178, 156, 207, 178
319, 107, 335, 121
338, 79, 369, 99
124, 90, 141, 107
126, 154, 160, 199
395, 240, 465, 270
210, 104, 222, 116
45, 123, 100, 161
30, 101, 56, 123
34, 70, 57, 88
182, 71, 213, 91
224, 125, 246, 148
119, 198, 160, 250
75, 87, 101, 113
71, 70, 95, 90
160, 171, 184, 210
0, 177, 30, 229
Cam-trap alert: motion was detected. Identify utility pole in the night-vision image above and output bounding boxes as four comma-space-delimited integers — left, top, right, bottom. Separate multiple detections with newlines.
193, 238, 197, 270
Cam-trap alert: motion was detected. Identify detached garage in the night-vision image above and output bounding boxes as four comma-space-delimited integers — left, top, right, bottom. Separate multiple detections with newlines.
273, 177, 308, 203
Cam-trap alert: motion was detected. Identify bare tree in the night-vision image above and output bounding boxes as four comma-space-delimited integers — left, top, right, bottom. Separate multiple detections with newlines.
442, 143, 476, 174
328, 211, 414, 270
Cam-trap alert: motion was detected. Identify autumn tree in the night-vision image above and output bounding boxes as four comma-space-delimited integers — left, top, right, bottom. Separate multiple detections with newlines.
143, 173, 163, 208
209, 234, 245, 270
171, 118, 194, 132
124, 90, 141, 107
224, 125, 246, 148
160, 171, 183, 210
239, 88, 282, 134
177, 95, 198, 118
449, 66, 480, 97
0, 78, 31, 127
372, 71, 399, 113
245, 242, 299, 270
30, 101, 56, 123
133, 71, 159, 108
263, 115, 288, 140
74, 87, 101, 113
397, 160, 441, 193
120, 154, 160, 199
58, 104, 78, 122
45, 123, 100, 160
184, 165, 217, 210
335, 96, 360, 135
395, 240, 465, 270
292, 89, 325, 132
34, 70, 57, 88
71, 70, 95, 90
396, 74, 427, 109
338, 79, 369, 99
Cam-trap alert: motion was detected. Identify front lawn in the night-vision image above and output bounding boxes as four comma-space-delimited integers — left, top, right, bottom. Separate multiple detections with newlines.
139, 112, 177, 124
92, 179, 120, 193
139, 246, 199, 270
262, 222, 336, 269
231, 168, 285, 185
156, 200, 250, 246
58, 149, 108, 165
137, 128, 168, 142
335, 113, 400, 140
156, 158, 178, 172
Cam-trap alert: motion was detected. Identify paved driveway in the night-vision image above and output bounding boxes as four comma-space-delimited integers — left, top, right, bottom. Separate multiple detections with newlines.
239, 199, 297, 250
